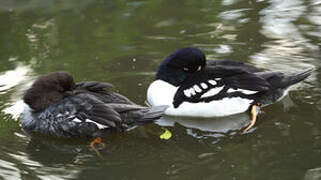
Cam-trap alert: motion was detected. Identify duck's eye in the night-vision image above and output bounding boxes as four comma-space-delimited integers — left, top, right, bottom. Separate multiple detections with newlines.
183, 67, 189, 72
197, 66, 202, 71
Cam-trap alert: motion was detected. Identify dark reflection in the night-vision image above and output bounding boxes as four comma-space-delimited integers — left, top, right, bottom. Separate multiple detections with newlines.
25, 136, 90, 165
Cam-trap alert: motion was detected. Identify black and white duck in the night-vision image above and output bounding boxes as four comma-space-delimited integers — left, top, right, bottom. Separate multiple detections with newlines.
147, 47, 313, 131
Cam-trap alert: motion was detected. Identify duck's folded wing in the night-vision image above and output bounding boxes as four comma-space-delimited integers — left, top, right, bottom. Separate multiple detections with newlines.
76, 81, 114, 93
173, 66, 271, 108
37, 94, 124, 135
207, 60, 265, 73
75, 81, 135, 105
103, 104, 168, 124
67, 94, 123, 128
210, 66, 270, 91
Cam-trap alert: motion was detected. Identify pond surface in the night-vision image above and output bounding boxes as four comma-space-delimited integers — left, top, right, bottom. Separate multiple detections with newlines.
0, 0, 320, 179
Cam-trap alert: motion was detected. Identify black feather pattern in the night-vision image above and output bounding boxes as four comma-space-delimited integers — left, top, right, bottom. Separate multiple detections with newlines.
173, 66, 271, 108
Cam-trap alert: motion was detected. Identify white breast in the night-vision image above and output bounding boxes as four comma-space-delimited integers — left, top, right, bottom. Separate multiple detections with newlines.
147, 80, 178, 106
147, 80, 253, 117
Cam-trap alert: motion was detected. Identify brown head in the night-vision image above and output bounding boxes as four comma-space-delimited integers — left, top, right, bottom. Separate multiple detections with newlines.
23, 72, 76, 112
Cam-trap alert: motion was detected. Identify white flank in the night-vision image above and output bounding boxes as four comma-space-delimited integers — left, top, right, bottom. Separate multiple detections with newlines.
147, 80, 253, 117
227, 88, 258, 95
166, 97, 253, 117
201, 86, 224, 98
85, 119, 108, 129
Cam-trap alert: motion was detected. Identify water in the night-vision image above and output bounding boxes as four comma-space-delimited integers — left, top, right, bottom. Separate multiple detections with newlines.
0, 0, 320, 179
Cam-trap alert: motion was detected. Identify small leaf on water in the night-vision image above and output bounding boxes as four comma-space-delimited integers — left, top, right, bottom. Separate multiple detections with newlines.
160, 128, 172, 140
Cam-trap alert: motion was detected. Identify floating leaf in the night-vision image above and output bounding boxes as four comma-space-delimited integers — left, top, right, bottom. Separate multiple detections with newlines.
160, 128, 172, 140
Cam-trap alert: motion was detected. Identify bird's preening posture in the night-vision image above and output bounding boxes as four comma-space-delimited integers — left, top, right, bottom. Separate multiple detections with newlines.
147, 47, 314, 131
21, 72, 168, 139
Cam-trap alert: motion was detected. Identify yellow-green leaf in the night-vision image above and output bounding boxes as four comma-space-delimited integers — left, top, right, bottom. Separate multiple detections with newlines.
160, 128, 172, 140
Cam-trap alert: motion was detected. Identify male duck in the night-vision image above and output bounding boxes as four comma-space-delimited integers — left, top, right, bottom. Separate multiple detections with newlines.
147, 47, 313, 131
21, 72, 168, 139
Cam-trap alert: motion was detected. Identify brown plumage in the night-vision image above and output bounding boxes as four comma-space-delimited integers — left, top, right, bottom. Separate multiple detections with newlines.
23, 72, 76, 112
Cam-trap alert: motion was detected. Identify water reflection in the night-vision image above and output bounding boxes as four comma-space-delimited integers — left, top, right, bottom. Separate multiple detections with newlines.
0, 0, 93, 13
0, 63, 34, 119
252, 0, 318, 71
0, 159, 21, 179
157, 113, 250, 135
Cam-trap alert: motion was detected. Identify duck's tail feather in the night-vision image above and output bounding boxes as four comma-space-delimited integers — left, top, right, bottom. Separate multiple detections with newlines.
138, 105, 168, 123
286, 67, 314, 87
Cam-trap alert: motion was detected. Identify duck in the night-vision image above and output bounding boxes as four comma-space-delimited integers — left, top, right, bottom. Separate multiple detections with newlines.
21, 71, 168, 142
147, 47, 314, 131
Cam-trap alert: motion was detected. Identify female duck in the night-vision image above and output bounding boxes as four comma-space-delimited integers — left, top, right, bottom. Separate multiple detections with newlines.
147, 48, 313, 131
21, 71, 167, 138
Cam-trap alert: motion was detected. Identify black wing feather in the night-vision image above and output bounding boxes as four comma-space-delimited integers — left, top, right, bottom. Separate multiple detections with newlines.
173, 66, 271, 108
207, 60, 265, 73
76, 81, 114, 93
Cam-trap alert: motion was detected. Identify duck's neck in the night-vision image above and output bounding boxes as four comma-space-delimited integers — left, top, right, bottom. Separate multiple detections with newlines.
156, 65, 185, 87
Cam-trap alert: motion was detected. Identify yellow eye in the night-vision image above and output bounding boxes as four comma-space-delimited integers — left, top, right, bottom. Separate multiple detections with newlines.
197, 66, 202, 71
183, 67, 189, 71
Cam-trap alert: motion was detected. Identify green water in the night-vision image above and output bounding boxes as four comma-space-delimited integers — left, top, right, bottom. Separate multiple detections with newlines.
0, 0, 320, 179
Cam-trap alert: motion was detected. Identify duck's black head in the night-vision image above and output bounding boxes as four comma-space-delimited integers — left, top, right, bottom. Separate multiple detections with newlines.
23, 71, 76, 112
156, 47, 206, 86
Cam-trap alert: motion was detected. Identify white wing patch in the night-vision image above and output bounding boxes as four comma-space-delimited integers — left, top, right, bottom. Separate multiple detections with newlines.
201, 86, 224, 98
184, 88, 196, 97
208, 80, 217, 85
193, 85, 202, 93
85, 119, 108, 129
72, 118, 82, 123
215, 78, 222, 81
200, 83, 208, 89
227, 88, 258, 95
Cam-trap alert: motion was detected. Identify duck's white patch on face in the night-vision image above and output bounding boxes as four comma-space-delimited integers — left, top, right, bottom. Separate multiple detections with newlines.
201, 86, 224, 98
85, 119, 108, 129
215, 78, 222, 81
72, 118, 82, 123
208, 80, 217, 85
197, 66, 202, 71
193, 85, 202, 93
200, 83, 208, 89
227, 88, 258, 95
147, 80, 178, 106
